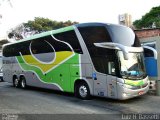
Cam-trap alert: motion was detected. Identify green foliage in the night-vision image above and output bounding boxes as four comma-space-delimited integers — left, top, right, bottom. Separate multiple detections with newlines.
0, 39, 9, 49
133, 6, 160, 29
8, 17, 79, 40
23, 17, 79, 33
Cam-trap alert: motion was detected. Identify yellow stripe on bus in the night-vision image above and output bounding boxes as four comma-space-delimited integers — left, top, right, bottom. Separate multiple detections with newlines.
22, 51, 74, 73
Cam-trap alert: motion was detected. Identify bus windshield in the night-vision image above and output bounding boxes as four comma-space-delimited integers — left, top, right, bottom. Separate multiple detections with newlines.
118, 51, 146, 80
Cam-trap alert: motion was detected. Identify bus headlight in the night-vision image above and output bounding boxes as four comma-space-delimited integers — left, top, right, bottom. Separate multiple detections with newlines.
122, 92, 131, 97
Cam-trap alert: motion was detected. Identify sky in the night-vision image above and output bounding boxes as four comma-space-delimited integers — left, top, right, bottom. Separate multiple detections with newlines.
0, 0, 160, 39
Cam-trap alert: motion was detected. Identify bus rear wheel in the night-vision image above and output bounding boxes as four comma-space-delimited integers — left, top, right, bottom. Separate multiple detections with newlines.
13, 77, 20, 88
20, 76, 27, 89
76, 82, 90, 100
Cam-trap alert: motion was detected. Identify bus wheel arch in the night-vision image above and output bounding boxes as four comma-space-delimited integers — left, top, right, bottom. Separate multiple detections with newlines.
19, 75, 27, 89
13, 75, 20, 88
74, 80, 91, 100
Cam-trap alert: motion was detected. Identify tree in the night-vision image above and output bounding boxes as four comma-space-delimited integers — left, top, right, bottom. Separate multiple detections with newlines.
8, 17, 79, 40
133, 6, 160, 29
0, 39, 9, 49
7, 24, 24, 40
24, 17, 78, 33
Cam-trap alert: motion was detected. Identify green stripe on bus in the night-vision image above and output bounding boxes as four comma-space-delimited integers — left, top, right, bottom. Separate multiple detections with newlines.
16, 53, 80, 92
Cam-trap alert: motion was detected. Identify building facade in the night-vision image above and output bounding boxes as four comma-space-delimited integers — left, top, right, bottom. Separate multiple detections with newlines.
119, 13, 132, 27
135, 28, 160, 91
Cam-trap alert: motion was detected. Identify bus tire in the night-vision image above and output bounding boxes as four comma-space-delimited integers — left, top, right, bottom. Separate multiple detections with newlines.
20, 76, 27, 89
75, 81, 90, 100
13, 77, 20, 88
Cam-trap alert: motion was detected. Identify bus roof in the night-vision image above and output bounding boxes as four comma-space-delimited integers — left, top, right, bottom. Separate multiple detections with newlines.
75, 22, 127, 28
75, 22, 107, 27
3, 22, 126, 47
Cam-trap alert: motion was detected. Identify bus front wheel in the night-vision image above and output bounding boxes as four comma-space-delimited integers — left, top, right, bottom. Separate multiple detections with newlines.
75, 82, 90, 100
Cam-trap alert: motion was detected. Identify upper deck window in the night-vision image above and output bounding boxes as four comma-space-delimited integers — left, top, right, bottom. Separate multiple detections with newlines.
78, 26, 112, 44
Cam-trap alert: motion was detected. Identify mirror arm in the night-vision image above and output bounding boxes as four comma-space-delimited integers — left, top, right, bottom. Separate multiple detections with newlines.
94, 42, 129, 60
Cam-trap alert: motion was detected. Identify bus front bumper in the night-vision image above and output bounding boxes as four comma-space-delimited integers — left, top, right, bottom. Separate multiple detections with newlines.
116, 81, 149, 100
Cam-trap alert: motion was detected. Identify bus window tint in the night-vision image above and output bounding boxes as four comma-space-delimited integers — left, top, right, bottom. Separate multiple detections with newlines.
54, 30, 83, 54
3, 30, 83, 57
30, 36, 56, 54
91, 48, 117, 75
78, 26, 118, 75
3, 40, 31, 57
78, 26, 112, 44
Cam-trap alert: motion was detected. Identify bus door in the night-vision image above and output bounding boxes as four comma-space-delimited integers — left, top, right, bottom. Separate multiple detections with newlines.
143, 46, 157, 77
93, 72, 108, 97
106, 61, 118, 98
93, 60, 118, 98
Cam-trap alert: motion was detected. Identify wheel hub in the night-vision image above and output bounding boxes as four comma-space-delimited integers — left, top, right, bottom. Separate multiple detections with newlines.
79, 85, 88, 98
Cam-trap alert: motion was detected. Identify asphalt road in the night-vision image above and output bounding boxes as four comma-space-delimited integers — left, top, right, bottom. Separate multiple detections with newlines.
0, 82, 160, 120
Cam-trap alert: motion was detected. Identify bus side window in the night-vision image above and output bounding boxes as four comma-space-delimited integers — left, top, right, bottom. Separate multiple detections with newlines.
90, 47, 117, 75
54, 30, 83, 54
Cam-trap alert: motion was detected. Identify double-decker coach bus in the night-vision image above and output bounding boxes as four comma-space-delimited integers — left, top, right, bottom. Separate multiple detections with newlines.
2, 23, 149, 100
